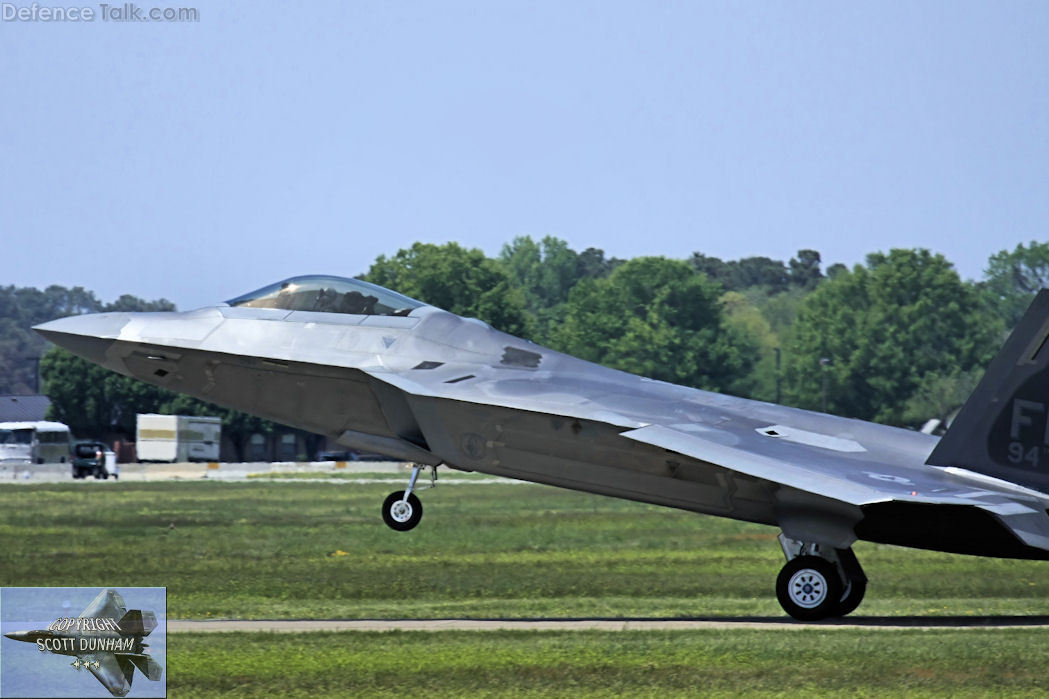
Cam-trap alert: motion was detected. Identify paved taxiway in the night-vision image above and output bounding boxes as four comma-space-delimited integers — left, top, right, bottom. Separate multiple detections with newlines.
168, 617, 1049, 632
0, 460, 524, 484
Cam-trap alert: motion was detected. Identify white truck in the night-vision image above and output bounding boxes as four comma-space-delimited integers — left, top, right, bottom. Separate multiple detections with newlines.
135, 414, 222, 463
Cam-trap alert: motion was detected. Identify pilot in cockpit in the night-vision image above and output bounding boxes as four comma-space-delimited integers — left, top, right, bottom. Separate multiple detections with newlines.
339, 291, 379, 315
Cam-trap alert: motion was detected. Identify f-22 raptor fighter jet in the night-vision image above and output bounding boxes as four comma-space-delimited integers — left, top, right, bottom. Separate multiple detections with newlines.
34, 275, 1049, 620
3, 588, 163, 697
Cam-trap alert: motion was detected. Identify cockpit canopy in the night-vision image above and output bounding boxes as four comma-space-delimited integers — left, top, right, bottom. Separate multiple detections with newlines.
226, 275, 426, 317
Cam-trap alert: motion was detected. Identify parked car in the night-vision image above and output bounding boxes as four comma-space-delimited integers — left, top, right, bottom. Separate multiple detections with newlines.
71, 442, 118, 479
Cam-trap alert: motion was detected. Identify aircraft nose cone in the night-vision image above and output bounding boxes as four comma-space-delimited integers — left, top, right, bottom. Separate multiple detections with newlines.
34, 313, 130, 365
4, 630, 33, 642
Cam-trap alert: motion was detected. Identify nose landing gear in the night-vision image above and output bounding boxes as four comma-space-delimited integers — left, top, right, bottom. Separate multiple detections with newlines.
382, 464, 437, 531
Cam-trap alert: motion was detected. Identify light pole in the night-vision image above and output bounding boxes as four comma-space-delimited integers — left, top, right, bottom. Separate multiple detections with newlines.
819, 357, 831, 413
773, 347, 782, 405
22, 356, 41, 394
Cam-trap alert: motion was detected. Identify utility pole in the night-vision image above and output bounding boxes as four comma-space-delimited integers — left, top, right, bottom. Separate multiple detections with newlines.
819, 357, 831, 413
22, 356, 41, 394
773, 347, 782, 404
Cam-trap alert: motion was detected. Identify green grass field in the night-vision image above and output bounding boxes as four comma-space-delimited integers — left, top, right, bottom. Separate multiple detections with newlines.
3, 478, 1049, 695
171, 628, 1049, 697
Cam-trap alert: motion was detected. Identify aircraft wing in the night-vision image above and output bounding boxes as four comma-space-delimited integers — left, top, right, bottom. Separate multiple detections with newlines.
84, 652, 134, 697
78, 589, 127, 620
624, 423, 968, 506
620, 422, 1049, 552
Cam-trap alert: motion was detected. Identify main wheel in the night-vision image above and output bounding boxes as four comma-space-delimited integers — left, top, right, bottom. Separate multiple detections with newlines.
776, 556, 843, 621
382, 491, 422, 531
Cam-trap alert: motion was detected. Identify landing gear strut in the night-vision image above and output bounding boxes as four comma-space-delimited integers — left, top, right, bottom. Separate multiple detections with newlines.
382, 465, 436, 531
775, 534, 867, 621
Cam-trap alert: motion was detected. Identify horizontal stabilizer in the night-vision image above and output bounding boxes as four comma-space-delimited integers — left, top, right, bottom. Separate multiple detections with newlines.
127, 653, 164, 681
117, 610, 157, 637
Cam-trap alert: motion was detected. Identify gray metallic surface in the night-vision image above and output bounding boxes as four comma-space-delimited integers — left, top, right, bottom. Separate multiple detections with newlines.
34, 280, 1049, 559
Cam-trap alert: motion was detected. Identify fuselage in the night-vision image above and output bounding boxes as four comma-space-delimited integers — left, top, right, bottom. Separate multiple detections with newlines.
34, 290, 930, 524
34, 276, 1049, 560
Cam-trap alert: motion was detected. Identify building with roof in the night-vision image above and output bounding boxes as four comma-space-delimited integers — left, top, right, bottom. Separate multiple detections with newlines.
0, 395, 51, 423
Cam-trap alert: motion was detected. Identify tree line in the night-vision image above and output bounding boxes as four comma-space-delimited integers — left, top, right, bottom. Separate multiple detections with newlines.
3, 239, 1046, 452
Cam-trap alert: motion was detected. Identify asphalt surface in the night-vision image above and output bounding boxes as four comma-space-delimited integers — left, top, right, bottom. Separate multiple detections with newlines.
167, 616, 1049, 632
0, 460, 520, 484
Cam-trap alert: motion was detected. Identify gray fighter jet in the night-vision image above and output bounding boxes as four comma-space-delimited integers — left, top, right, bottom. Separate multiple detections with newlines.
3, 588, 163, 697
33, 276, 1049, 620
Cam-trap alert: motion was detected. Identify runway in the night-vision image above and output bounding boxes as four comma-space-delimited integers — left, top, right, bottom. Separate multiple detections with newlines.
168, 616, 1049, 633
0, 460, 524, 484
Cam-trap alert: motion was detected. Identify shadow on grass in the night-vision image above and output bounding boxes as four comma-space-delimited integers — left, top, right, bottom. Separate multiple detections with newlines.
409, 614, 1049, 627
172, 614, 1049, 629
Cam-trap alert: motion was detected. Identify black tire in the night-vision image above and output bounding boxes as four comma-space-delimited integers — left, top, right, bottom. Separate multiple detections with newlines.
776, 556, 843, 621
382, 491, 422, 531
836, 576, 867, 617
834, 548, 867, 616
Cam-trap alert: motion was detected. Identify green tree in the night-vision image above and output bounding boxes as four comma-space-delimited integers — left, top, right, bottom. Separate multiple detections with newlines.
733, 256, 789, 293
902, 367, 984, 426
983, 241, 1049, 328
0, 285, 175, 395
365, 241, 533, 337
497, 235, 620, 342
785, 249, 1003, 423
577, 247, 621, 279
549, 257, 758, 392
499, 235, 580, 309
687, 252, 796, 293
721, 291, 780, 400
687, 253, 732, 288
788, 249, 823, 289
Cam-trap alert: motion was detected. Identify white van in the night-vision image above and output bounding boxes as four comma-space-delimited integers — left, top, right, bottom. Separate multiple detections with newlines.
0, 421, 72, 464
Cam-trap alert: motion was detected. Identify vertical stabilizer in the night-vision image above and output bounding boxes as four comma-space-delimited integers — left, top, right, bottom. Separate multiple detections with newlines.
927, 289, 1049, 493
117, 610, 157, 637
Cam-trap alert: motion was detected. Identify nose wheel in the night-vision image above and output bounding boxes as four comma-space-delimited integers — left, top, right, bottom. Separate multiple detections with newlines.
382, 491, 423, 531
382, 465, 436, 531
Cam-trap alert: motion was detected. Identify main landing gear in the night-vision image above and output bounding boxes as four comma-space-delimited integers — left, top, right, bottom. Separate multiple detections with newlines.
382, 465, 437, 531
775, 534, 867, 621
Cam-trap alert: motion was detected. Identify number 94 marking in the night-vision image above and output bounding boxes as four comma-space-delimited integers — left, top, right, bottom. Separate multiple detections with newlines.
1008, 441, 1043, 467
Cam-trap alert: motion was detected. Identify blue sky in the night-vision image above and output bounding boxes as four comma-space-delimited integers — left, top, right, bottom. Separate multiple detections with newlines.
1, 1, 1046, 310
